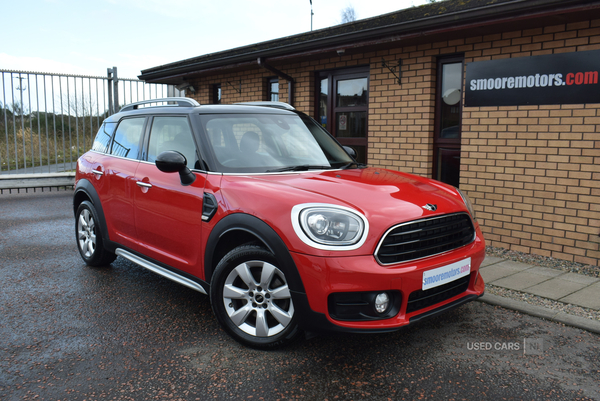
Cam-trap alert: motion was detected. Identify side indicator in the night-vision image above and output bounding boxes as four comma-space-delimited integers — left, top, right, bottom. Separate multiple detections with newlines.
202, 193, 218, 222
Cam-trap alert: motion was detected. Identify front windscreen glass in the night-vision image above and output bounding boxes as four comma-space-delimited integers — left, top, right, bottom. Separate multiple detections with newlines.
199, 113, 354, 173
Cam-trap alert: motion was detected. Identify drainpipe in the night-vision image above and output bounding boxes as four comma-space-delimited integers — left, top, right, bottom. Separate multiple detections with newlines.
257, 57, 294, 107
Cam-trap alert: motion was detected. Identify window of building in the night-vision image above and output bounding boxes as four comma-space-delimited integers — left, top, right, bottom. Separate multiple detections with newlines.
268, 78, 279, 101
212, 84, 221, 104
433, 56, 464, 187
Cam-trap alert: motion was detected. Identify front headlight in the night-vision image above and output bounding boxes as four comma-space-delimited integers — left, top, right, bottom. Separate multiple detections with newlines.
291, 204, 369, 250
457, 188, 476, 220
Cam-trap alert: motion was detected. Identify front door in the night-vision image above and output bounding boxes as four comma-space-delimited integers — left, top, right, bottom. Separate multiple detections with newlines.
318, 67, 369, 164
433, 56, 464, 187
133, 116, 206, 276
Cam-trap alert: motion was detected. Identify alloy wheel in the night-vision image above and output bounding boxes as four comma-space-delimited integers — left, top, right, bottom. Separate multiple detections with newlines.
77, 208, 96, 258
222, 260, 294, 337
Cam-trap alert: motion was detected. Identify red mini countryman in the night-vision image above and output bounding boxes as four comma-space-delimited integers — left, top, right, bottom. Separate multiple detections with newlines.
74, 98, 485, 348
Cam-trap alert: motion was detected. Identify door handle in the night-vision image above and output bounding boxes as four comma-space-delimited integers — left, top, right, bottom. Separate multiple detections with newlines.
136, 181, 152, 189
92, 169, 103, 176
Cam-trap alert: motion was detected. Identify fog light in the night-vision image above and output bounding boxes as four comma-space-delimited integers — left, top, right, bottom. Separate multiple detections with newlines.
374, 292, 390, 314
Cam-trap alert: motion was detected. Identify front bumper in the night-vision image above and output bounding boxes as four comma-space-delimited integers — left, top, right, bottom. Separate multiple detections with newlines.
289, 239, 486, 333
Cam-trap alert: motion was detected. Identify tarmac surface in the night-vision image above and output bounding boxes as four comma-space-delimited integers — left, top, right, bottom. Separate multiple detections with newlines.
1, 189, 599, 400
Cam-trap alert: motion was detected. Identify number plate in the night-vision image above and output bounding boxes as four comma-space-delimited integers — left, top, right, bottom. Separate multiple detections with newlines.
422, 258, 471, 291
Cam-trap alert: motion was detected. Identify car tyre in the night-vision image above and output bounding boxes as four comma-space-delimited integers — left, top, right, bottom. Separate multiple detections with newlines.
210, 245, 300, 349
75, 200, 116, 267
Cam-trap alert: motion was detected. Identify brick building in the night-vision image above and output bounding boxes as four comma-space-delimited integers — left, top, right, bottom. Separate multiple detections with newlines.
139, 0, 600, 266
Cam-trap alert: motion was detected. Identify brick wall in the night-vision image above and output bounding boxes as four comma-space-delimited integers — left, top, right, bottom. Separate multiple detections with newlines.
183, 19, 600, 266
459, 21, 600, 266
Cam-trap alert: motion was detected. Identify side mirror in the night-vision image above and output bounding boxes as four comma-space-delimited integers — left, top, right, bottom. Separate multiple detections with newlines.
155, 151, 196, 186
343, 146, 357, 159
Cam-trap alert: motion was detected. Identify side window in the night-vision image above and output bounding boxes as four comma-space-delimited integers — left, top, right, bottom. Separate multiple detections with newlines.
147, 116, 198, 169
91, 122, 117, 153
110, 118, 145, 159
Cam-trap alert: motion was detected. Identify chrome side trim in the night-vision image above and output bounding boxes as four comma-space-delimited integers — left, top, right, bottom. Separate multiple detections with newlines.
115, 248, 207, 295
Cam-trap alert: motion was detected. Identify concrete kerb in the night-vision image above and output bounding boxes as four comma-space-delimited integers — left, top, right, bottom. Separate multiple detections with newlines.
478, 293, 600, 335
0, 172, 75, 193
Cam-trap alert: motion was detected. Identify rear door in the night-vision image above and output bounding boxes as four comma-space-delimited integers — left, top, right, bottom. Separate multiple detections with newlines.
96, 117, 147, 250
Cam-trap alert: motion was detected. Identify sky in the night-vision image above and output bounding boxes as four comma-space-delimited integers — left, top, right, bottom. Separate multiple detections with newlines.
0, 0, 430, 79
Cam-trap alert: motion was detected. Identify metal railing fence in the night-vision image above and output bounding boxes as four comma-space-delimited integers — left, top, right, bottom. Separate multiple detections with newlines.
0, 67, 182, 175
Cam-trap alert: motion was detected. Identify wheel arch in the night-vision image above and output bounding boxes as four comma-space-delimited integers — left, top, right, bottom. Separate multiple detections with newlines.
204, 213, 305, 294
73, 179, 113, 252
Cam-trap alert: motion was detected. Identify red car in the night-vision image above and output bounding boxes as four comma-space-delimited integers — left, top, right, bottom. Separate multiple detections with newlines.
74, 98, 485, 348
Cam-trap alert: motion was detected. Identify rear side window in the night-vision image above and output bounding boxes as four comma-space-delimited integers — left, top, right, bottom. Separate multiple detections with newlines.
91, 122, 116, 153
110, 118, 145, 159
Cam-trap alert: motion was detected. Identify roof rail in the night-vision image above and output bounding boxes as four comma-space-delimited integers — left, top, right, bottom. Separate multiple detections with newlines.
120, 97, 200, 112
235, 101, 295, 110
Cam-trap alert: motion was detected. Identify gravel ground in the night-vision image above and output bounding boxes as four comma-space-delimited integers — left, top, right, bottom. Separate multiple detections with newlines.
486, 246, 599, 278
485, 246, 600, 322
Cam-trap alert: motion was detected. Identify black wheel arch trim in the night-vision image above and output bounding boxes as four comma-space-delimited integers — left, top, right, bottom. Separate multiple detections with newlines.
204, 213, 306, 294
73, 179, 113, 251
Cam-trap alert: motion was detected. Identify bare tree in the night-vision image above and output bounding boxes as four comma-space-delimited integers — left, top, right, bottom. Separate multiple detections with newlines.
340, 5, 357, 23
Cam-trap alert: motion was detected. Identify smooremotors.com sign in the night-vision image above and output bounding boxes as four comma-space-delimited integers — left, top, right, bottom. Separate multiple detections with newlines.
465, 50, 600, 107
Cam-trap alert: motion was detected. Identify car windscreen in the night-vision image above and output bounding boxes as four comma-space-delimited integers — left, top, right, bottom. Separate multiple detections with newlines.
198, 113, 353, 174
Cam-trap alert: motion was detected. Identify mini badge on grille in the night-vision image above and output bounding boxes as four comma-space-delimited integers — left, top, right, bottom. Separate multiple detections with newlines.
423, 203, 437, 211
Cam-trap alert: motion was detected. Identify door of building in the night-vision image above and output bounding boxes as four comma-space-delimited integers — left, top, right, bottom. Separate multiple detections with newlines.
317, 67, 369, 164
433, 56, 464, 187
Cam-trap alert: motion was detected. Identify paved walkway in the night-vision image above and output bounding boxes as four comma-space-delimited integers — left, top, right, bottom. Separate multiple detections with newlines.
478, 256, 600, 334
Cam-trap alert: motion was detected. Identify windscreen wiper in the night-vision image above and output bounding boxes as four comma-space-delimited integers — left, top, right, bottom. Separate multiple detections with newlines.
266, 165, 332, 172
339, 161, 367, 170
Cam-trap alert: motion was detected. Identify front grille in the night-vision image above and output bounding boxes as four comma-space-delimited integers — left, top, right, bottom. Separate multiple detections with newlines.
375, 213, 475, 265
406, 273, 472, 314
